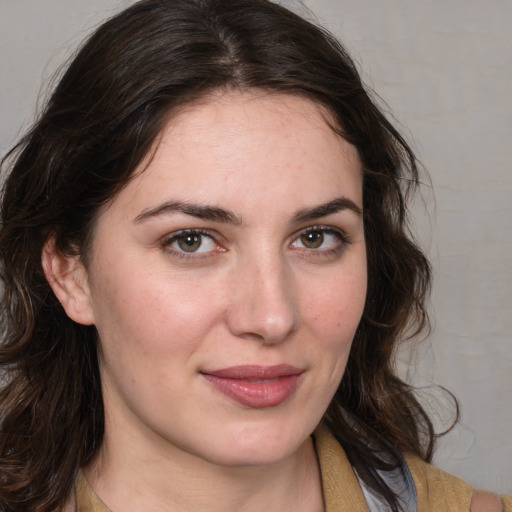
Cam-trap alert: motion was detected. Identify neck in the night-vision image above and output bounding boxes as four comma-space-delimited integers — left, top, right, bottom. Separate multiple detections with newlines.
84, 429, 324, 512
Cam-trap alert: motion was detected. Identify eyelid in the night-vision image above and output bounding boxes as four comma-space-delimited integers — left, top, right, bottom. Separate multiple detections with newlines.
161, 228, 225, 259
290, 225, 352, 253
160, 224, 351, 262
293, 224, 351, 241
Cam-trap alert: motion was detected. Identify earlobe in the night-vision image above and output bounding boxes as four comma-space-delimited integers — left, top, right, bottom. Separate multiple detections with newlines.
41, 238, 95, 326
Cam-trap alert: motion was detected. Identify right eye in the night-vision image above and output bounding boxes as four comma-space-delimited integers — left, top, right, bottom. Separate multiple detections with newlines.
162, 229, 220, 257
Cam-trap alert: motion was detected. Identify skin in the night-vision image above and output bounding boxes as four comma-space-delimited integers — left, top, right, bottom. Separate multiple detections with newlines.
471, 491, 504, 512
44, 91, 367, 512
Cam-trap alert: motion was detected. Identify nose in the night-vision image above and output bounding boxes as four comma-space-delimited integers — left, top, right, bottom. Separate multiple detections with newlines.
226, 254, 299, 344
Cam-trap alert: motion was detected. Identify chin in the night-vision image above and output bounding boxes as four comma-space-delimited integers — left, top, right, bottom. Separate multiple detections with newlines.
196, 420, 313, 468
208, 444, 300, 468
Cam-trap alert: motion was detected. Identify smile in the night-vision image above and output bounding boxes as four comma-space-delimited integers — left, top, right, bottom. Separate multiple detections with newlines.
201, 365, 304, 408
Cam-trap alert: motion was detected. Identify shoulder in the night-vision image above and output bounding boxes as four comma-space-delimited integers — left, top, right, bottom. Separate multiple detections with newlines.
405, 454, 512, 512
404, 453, 472, 506
315, 426, 512, 512
470, 490, 506, 512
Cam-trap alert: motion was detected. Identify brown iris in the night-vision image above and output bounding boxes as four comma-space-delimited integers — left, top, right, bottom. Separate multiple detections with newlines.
300, 231, 324, 249
177, 234, 202, 252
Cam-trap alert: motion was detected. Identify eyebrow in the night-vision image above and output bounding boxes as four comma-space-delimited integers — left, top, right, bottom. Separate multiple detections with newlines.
291, 197, 362, 224
133, 196, 362, 225
134, 200, 243, 225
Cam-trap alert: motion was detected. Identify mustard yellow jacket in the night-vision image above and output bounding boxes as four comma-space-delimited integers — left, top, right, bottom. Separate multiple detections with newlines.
315, 426, 512, 512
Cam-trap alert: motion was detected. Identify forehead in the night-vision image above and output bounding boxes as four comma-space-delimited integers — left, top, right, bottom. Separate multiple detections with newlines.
103, 90, 363, 221
159, 90, 353, 160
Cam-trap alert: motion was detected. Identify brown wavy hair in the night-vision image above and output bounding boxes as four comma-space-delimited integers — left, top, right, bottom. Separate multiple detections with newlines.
1, 0, 437, 510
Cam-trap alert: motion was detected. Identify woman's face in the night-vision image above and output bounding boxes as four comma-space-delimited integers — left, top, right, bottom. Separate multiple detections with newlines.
79, 91, 366, 468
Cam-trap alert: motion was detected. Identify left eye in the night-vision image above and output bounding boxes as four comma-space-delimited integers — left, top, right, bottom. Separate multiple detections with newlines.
291, 228, 343, 251
168, 231, 217, 253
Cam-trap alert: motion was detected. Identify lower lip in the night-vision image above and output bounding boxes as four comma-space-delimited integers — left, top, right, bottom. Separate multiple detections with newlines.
202, 374, 301, 408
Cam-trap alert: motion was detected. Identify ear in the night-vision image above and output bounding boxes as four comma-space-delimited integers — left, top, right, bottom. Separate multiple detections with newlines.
41, 237, 95, 325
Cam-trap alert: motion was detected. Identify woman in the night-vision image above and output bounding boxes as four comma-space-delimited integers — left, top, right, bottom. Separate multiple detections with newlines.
0, 0, 509, 511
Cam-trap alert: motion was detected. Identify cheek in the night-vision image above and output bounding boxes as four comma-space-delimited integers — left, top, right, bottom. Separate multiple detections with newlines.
305, 267, 367, 336
89, 262, 226, 362
301, 261, 367, 385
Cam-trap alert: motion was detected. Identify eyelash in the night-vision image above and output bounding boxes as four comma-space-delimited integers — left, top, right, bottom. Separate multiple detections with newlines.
161, 229, 222, 261
161, 226, 351, 261
290, 226, 351, 258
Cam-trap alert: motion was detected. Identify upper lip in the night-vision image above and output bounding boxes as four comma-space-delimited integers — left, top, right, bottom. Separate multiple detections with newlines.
201, 364, 304, 380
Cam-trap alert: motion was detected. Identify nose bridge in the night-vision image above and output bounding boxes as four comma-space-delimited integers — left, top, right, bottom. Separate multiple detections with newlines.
227, 248, 299, 344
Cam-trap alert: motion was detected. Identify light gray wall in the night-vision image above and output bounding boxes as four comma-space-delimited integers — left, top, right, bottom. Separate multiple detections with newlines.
1, 0, 511, 493
303, 1, 512, 493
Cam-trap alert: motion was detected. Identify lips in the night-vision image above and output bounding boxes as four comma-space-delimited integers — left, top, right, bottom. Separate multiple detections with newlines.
201, 365, 304, 408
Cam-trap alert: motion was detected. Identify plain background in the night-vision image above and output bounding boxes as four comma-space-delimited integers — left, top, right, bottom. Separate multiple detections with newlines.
1, 0, 511, 493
